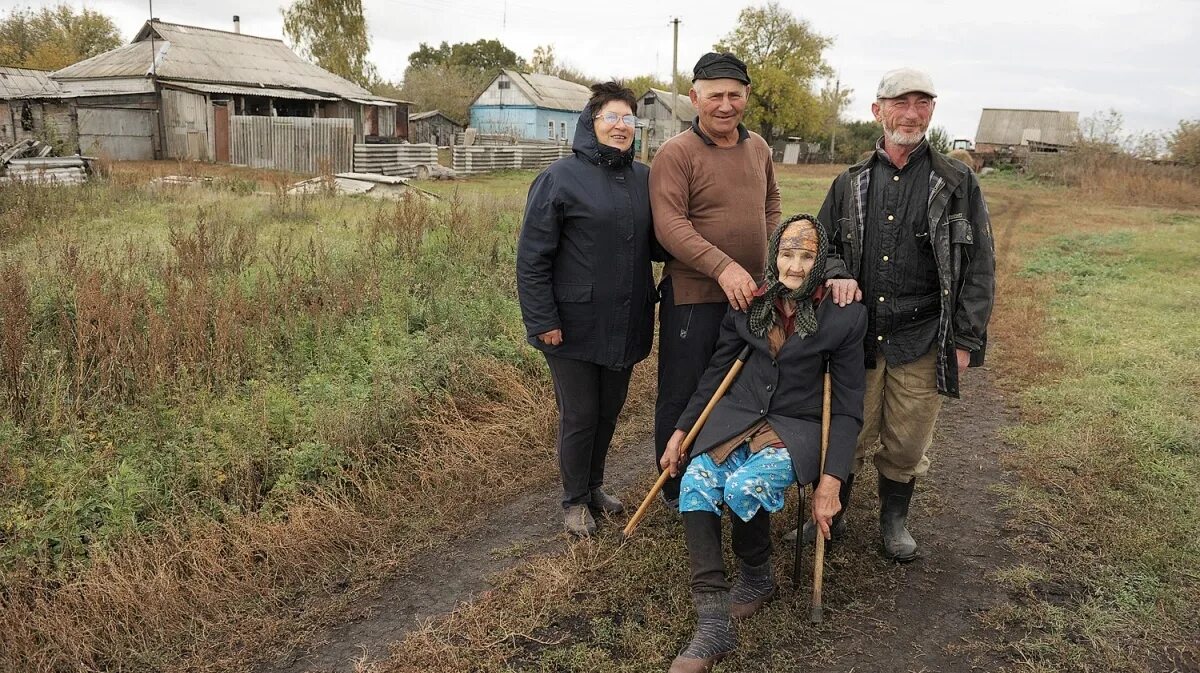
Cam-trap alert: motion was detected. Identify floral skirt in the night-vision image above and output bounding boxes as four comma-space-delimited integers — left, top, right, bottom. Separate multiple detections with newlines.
679, 443, 796, 522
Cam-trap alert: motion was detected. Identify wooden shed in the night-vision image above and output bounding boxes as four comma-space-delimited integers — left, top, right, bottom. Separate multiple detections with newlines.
408, 110, 464, 146
638, 88, 693, 151
973, 108, 1079, 154
47, 19, 410, 168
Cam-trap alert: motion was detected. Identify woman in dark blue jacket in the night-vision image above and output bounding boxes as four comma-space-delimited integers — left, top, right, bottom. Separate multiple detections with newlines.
516, 82, 656, 537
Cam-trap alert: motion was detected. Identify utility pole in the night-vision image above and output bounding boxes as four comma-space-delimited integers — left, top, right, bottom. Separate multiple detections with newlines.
671, 17, 681, 137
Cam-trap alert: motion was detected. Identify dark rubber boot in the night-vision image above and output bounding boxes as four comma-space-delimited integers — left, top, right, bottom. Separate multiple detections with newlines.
879, 474, 920, 562
789, 473, 856, 544
669, 591, 736, 673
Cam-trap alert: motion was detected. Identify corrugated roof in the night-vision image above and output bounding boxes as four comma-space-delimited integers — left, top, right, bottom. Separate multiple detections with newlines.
409, 109, 463, 124
500, 69, 591, 112
646, 88, 694, 122
166, 81, 336, 101
0, 67, 62, 98
56, 77, 156, 97
974, 108, 1079, 146
53, 20, 405, 104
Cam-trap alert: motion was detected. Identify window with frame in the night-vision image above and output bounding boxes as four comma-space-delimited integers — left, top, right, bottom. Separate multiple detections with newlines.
498, 80, 510, 90
548, 120, 555, 139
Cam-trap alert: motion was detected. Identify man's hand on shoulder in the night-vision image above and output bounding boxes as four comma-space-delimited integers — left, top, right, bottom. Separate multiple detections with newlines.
717, 262, 757, 311
824, 278, 862, 307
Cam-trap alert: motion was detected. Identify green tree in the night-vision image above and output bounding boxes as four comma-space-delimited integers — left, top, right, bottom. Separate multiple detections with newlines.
0, 4, 120, 71
832, 119, 882, 163
530, 45, 556, 74
282, 0, 378, 88
713, 2, 832, 143
1168, 119, 1200, 166
407, 39, 524, 71
622, 74, 667, 99
927, 125, 952, 154
397, 64, 491, 123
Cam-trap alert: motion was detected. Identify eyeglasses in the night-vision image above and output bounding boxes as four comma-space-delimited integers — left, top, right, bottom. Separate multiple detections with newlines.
594, 111, 638, 127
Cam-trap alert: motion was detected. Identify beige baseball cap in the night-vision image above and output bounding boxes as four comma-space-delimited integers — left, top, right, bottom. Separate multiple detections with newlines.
876, 68, 937, 99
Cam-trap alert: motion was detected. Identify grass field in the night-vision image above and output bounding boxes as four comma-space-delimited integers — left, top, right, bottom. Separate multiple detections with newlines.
1, 158, 1197, 672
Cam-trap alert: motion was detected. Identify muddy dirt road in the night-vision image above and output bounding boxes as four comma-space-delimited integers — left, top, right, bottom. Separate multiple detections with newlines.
261, 369, 1017, 673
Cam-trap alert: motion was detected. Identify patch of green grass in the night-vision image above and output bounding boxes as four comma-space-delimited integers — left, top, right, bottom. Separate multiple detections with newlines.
1000, 221, 1200, 671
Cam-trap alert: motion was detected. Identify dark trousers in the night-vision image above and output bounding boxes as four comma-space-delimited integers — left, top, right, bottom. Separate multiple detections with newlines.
544, 353, 633, 508
683, 510, 772, 593
654, 277, 729, 500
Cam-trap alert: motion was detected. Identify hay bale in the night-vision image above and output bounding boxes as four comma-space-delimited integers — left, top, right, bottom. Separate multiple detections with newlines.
948, 148, 976, 171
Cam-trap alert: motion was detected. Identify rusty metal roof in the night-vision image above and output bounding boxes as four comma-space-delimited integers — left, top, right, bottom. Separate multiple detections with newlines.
52, 20, 403, 104
499, 69, 591, 112
0, 67, 61, 98
974, 108, 1079, 146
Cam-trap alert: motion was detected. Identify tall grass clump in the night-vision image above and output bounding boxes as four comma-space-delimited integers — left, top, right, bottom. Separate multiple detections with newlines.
0, 174, 582, 671
1026, 145, 1200, 208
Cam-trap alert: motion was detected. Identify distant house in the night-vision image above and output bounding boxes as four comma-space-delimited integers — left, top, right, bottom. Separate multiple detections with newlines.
468, 70, 591, 143
34, 18, 408, 165
0, 67, 72, 147
638, 88, 693, 151
974, 108, 1079, 153
409, 110, 464, 146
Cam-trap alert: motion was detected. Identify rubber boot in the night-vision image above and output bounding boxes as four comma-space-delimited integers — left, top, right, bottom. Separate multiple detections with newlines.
730, 558, 776, 619
878, 474, 920, 562
786, 473, 856, 544
669, 591, 736, 673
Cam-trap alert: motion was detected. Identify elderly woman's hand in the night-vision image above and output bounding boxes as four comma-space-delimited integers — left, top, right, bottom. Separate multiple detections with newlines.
537, 329, 563, 346
811, 474, 844, 540
659, 429, 687, 477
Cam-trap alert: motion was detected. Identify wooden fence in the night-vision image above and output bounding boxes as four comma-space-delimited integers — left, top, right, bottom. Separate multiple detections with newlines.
230, 116, 353, 174
452, 144, 572, 176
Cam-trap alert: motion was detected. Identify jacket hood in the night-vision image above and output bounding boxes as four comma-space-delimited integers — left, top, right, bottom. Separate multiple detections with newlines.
572, 106, 634, 167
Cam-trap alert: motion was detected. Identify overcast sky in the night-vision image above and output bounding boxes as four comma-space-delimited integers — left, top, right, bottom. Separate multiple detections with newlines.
9, 0, 1198, 141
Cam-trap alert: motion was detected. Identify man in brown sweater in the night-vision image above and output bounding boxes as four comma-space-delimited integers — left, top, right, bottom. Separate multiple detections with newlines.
650, 52, 781, 508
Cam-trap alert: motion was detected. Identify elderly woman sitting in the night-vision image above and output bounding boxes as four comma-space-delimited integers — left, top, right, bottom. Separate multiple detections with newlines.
659, 215, 867, 673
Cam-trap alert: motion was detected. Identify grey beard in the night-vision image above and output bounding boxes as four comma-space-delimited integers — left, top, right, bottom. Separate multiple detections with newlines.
885, 127, 925, 146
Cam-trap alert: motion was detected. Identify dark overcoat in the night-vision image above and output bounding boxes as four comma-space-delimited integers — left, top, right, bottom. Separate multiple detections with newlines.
516, 110, 656, 369
675, 298, 868, 485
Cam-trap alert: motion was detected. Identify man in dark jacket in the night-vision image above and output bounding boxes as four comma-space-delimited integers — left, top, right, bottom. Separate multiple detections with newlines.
517, 83, 656, 536
806, 67, 996, 562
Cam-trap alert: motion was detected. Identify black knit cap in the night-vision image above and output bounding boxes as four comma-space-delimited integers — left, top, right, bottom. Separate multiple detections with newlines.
692, 52, 751, 85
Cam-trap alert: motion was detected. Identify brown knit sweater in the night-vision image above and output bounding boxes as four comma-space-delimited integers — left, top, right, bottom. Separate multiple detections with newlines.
650, 126, 781, 305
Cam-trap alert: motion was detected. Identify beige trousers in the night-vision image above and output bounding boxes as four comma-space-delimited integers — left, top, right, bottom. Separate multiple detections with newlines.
853, 347, 943, 483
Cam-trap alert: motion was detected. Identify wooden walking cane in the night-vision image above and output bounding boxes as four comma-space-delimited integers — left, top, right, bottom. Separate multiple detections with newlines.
811, 356, 833, 623
622, 344, 753, 538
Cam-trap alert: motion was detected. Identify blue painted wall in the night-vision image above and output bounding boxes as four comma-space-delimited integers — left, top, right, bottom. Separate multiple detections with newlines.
470, 105, 579, 143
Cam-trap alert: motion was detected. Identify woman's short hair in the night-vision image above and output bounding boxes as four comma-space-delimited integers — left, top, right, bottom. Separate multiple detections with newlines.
587, 81, 637, 115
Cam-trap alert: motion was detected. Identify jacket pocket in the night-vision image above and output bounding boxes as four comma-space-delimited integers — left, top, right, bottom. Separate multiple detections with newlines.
838, 217, 855, 245
949, 216, 974, 245
553, 283, 593, 303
